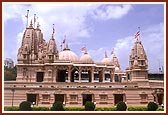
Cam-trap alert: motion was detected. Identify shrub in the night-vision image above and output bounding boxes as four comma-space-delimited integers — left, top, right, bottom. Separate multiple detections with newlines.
147, 102, 158, 111
32, 107, 50, 111
50, 101, 64, 111
84, 101, 95, 111
128, 106, 147, 111
19, 101, 32, 111
64, 107, 84, 111
116, 101, 127, 111
4, 106, 20, 111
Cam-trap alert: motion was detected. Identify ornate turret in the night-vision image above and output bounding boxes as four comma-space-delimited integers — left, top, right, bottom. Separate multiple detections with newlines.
126, 37, 148, 81
45, 24, 59, 62
17, 20, 37, 64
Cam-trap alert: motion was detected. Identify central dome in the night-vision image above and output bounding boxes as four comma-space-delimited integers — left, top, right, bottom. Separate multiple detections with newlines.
80, 52, 94, 63
59, 45, 78, 62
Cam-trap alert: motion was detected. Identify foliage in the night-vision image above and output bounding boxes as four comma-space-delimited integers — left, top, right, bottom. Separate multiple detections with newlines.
95, 107, 116, 111
116, 101, 127, 111
147, 102, 158, 111
50, 101, 64, 111
4, 106, 20, 111
19, 101, 32, 111
156, 107, 164, 111
4, 66, 17, 81
32, 107, 50, 111
64, 107, 84, 111
128, 106, 147, 111
84, 101, 95, 111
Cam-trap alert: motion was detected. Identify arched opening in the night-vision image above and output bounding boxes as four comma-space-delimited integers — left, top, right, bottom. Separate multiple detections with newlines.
71, 69, 79, 82
81, 70, 91, 82
36, 72, 44, 82
114, 74, 119, 82
105, 71, 110, 82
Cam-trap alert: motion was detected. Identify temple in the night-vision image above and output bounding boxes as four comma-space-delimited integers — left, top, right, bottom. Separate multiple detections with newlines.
4, 21, 164, 107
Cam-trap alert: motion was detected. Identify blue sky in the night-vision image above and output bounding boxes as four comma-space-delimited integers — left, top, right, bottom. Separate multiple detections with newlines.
3, 3, 165, 72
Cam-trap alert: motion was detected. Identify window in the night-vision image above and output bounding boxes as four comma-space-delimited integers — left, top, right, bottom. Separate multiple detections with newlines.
70, 95, 78, 102
100, 95, 108, 101
42, 95, 50, 102
140, 94, 148, 103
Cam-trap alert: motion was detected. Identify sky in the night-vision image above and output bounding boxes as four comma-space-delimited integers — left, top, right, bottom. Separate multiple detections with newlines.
3, 3, 165, 73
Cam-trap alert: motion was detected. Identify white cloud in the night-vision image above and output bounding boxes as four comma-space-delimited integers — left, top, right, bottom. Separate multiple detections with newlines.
90, 4, 133, 20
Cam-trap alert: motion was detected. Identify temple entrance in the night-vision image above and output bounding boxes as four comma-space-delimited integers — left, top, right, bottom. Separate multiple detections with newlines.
27, 94, 37, 105
54, 94, 65, 103
82, 94, 92, 106
157, 94, 164, 105
36, 72, 44, 82
57, 70, 67, 82
114, 94, 123, 105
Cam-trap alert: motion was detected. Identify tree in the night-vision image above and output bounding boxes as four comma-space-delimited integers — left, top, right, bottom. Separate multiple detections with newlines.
50, 101, 64, 111
84, 101, 95, 111
147, 102, 158, 111
19, 101, 32, 111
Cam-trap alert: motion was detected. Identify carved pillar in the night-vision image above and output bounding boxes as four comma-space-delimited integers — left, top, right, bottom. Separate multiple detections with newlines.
112, 71, 115, 83
91, 67, 94, 83
68, 66, 71, 82
55, 68, 58, 82
102, 69, 105, 83
79, 67, 81, 83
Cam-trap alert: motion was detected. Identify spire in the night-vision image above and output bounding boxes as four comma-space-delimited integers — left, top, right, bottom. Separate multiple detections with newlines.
53, 24, 55, 34
51, 24, 55, 40
64, 43, 70, 51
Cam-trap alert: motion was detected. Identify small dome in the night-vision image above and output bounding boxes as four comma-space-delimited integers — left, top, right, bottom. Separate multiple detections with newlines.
80, 52, 94, 63
59, 45, 78, 62
101, 58, 112, 65
101, 51, 112, 65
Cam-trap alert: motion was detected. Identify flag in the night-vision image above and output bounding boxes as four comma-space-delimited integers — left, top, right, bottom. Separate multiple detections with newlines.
25, 10, 29, 18
34, 14, 36, 22
81, 46, 86, 53
39, 43, 44, 49
135, 31, 140, 38
62, 38, 65, 44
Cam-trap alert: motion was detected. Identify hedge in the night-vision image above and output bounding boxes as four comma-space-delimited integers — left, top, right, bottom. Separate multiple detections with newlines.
4, 106, 20, 111
95, 107, 116, 111
128, 106, 147, 111
64, 107, 84, 111
32, 107, 50, 111
4, 106, 164, 111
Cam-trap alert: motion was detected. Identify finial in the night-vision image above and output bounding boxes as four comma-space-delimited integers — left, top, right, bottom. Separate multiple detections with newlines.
105, 51, 108, 58
29, 20, 33, 28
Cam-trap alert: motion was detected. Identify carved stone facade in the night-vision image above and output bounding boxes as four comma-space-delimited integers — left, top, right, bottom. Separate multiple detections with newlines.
4, 22, 164, 107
